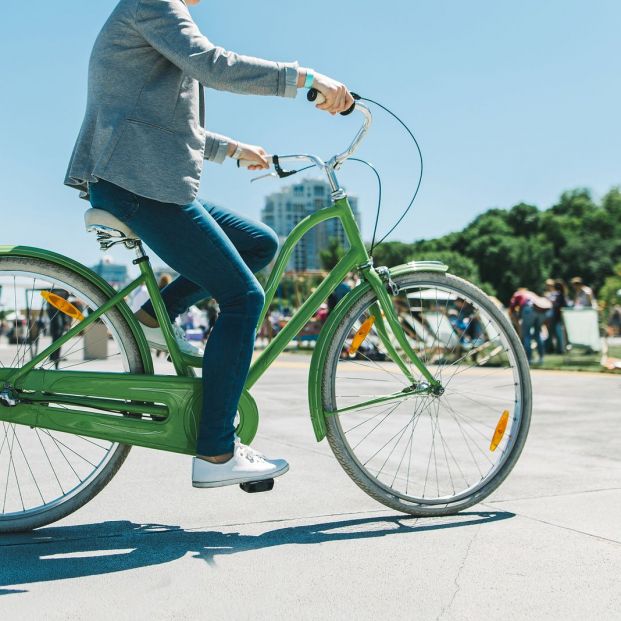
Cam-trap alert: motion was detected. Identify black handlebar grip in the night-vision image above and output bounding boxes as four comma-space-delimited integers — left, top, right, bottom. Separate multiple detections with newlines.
307, 88, 357, 116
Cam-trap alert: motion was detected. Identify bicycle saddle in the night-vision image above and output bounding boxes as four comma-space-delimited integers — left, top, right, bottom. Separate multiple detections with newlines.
84, 208, 139, 240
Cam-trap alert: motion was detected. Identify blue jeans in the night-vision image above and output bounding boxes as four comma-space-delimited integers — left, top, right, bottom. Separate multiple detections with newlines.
553, 319, 565, 354
521, 304, 544, 363
88, 178, 278, 456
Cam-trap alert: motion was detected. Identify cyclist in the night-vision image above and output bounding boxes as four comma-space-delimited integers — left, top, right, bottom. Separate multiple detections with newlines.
64, 0, 354, 488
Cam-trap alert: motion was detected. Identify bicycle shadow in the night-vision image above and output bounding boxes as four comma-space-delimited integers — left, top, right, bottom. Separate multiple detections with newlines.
0, 510, 514, 595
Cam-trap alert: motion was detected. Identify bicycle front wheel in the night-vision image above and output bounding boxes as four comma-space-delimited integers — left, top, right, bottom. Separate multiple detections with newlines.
321, 271, 531, 516
0, 256, 146, 533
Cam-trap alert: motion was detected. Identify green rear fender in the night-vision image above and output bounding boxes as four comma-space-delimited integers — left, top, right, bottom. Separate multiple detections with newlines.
308, 260, 449, 442
0, 245, 154, 374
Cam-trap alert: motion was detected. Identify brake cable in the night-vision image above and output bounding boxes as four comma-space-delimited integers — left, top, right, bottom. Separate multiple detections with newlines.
349, 158, 382, 254
356, 95, 424, 253
252, 93, 423, 257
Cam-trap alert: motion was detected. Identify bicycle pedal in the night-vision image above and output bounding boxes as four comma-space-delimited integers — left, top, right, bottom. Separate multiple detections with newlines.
239, 479, 274, 493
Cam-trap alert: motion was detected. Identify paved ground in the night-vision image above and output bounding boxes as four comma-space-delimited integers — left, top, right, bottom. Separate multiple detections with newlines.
1, 354, 620, 620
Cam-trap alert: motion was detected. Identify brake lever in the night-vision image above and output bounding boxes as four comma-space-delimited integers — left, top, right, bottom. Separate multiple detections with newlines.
272, 155, 298, 179
239, 154, 298, 182
250, 171, 279, 183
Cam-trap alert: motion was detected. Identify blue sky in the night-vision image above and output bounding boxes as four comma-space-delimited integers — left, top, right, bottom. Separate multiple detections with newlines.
0, 0, 619, 269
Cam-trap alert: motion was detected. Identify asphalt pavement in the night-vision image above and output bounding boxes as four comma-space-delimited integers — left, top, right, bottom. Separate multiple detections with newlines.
1, 354, 620, 620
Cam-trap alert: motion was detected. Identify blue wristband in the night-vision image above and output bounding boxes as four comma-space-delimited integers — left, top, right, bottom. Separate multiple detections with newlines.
304, 70, 315, 89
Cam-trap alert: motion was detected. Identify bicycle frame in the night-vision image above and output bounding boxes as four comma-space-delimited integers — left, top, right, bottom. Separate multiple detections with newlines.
0, 195, 441, 453
0, 103, 442, 454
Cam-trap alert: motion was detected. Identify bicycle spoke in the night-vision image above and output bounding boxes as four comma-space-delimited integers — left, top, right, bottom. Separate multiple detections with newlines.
2, 424, 15, 512
347, 351, 410, 386
363, 410, 421, 468
327, 273, 528, 508
343, 401, 407, 434
352, 402, 402, 450
34, 428, 65, 495
40, 429, 100, 469
0, 260, 142, 528
442, 397, 495, 469
375, 405, 422, 479
11, 424, 46, 505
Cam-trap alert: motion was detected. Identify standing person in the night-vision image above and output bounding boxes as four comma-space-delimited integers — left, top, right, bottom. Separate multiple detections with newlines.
64, 0, 354, 488
46, 291, 72, 370
543, 278, 556, 353
608, 295, 621, 337
509, 288, 550, 365
570, 277, 597, 309
550, 280, 567, 353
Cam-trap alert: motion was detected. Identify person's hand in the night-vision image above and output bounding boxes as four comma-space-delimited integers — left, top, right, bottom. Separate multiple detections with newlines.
310, 72, 354, 115
227, 142, 270, 170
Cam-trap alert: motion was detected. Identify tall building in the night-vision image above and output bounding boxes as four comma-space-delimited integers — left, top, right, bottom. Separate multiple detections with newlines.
261, 179, 360, 272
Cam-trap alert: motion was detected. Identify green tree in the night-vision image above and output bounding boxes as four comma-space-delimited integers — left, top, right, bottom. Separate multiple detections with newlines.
540, 189, 618, 291
506, 203, 540, 237
598, 263, 621, 319
602, 187, 621, 222
370, 241, 415, 266
416, 250, 495, 295
364, 185, 621, 307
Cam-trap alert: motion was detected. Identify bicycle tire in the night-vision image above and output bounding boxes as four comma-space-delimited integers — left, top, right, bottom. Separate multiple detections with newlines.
321, 270, 532, 516
0, 256, 146, 533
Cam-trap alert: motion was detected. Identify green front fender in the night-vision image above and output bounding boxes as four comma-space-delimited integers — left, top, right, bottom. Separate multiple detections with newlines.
0, 245, 154, 375
307, 260, 449, 442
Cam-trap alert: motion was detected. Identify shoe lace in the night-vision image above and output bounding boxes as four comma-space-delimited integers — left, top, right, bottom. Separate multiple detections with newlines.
172, 324, 203, 353
235, 439, 266, 464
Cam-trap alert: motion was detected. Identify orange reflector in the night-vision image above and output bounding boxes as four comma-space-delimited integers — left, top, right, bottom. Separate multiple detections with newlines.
40, 291, 84, 322
490, 410, 509, 452
348, 316, 376, 357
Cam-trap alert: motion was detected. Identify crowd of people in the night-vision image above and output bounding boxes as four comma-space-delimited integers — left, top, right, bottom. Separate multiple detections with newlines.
509, 276, 599, 365
127, 270, 616, 368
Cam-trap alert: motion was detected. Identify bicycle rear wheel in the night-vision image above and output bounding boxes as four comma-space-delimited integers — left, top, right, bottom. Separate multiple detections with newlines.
321, 271, 531, 516
0, 256, 146, 533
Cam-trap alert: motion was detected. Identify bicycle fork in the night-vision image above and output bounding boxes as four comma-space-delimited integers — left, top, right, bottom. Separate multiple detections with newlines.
361, 264, 443, 395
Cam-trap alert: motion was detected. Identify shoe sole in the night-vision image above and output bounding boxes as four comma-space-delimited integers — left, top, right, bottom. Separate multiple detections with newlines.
192, 463, 289, 488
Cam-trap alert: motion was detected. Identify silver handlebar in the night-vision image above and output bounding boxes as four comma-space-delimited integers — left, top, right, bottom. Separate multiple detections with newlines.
331, 101, 373, 169
239, 99, 373, 196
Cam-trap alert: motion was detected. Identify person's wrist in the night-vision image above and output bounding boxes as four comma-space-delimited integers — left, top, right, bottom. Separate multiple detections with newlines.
297, 68, 315, 89
303, 69, 315, 89
227, 141, 244, 159
226, 141, 238, 158
296, 68, 306, 88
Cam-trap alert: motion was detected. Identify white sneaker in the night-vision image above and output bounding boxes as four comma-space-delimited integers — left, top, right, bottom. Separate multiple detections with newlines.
192, 440, 289, 488
140, 322, 203, 356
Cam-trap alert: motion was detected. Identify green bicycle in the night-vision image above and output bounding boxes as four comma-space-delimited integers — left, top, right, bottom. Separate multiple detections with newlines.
0, 95, 532, 532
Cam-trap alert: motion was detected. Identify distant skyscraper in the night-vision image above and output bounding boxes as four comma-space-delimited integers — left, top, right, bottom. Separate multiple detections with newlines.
261, 179, 360, 272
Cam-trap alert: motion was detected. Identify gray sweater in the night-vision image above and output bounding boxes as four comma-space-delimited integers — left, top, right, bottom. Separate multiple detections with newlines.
64, 0, 298, 204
